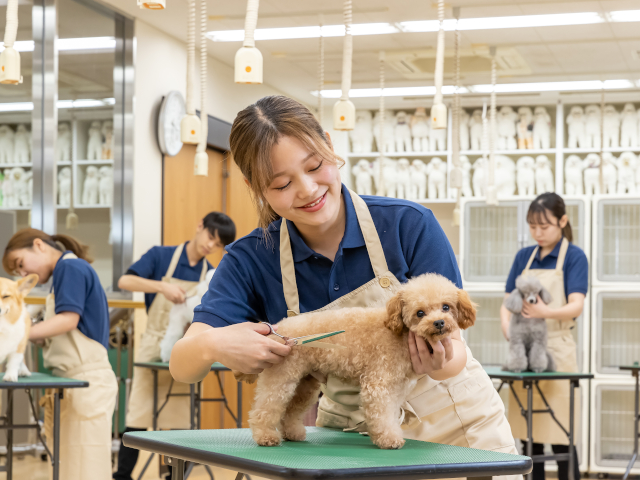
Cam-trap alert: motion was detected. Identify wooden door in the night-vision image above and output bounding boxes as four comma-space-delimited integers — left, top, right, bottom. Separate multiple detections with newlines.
162, 146, 259, 429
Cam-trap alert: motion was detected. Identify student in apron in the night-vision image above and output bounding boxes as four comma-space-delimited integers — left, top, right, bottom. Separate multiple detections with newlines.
170, 96, 520, 475
114, 212, 235, 480
501, 193, 588, 480
2, 229, 117, 480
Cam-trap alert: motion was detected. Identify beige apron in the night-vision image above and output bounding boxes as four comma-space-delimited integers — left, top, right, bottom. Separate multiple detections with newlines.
281, 189, 519, 472
126, 242, 207, 429
507, 238, 579, 445
41, 252, 118, 480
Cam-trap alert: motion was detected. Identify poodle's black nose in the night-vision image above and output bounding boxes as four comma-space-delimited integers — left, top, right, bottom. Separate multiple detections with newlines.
433, 319, 445, 329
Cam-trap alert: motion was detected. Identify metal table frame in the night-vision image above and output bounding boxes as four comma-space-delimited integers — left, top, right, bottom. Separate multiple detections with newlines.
485, 368, 593, 480
620, 365, 640, 480
0, 373, 89, 480
134, 362, 243, 480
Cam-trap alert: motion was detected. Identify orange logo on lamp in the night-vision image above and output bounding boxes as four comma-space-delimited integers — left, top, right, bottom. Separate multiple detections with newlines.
245, 66, 252, 73
191, 130, 195, 135
1, 66, 4, 72
340, 116, 345, 121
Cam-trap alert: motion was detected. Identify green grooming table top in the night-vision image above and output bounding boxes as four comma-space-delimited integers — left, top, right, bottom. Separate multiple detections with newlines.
123, 427, 532, 480
620, 365, 640, 372
0, 371, 89, 388
484, 366, 593, 381
134, 361, 229, 371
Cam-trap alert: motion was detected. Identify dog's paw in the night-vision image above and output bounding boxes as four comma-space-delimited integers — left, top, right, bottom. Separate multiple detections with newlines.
373, 434, 405, 450
19, 364, 31, 377
4, 370, 19, 382
282, 422, 307, 442
253, 429, 282, 447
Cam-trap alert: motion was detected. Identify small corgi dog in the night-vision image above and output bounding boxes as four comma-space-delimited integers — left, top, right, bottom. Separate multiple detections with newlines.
0, 274, 38, 382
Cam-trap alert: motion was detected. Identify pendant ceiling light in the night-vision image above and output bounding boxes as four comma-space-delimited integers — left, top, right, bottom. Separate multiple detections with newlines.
0, 0, 22, 84
235, 0, 263, 84
194, 0, 208, 176
181, 0, 202, 144
486, 46, 498, 205
333, 0, 355, 131
137, 0, 165, 10
430, 0, 446, 130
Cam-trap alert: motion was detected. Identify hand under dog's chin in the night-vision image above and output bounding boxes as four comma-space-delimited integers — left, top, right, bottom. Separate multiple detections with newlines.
413, 326, 453, 344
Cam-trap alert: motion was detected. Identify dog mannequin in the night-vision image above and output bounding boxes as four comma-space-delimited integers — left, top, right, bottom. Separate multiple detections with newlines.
517, 107, 534, 150
2, 168, 16, 207
9, 168, 28, 206
426, 157, 447, 199
58, 167, 72, 206
535, 155, 554, 194
353, 159, 373, 196
373, 110, 396, 153
532, 107, 551, 149
566, 106, 586, 149
394, 112, 412, 153
373, 157, 398, 197
410, 159, 427, 200
603, 105, 621, 148
460, 155, 473, 197
620, 104, 637, 148
472, 157, 487, 197
99, 166, 113, 205
495, 155, 517, 197
350, 111, 374, 153
87, 121, 103, 161
410, 108, 430, 152
616, 152, 637, 194
430, 123, 447, 152
459, 109, 470, 151
82, 166, 99, 205
516, 156, 535, 196
602, 153, 618, 194
583, 154, 601, 195
497, 106, 518, 150
469, 109, 484, 151
0, 126, 15, 164
23, 170, 32, 206
564, 155, 584, 195
13, 125, 31, 164
102, 121, 114, 159
55, 123, 72, 163
584, 105, 601, 149
395, 158, 411, 199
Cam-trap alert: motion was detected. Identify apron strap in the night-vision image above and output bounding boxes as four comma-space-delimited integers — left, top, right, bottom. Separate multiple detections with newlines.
165, 243, 185, 279
279, 189, 391, 316
199, 257, 208, 282
523, 246, 538, 274
555, 237, 569, 274
279, 219, 300, 317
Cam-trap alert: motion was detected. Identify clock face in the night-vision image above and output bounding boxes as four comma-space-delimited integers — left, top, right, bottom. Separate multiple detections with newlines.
158, 91, 186, 157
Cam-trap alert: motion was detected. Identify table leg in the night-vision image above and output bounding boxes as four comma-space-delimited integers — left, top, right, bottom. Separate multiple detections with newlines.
190, 383, 196, 430
153, 369, 158, 431
173, 458, 185, 480
623, 371, 639, 480
237, 380, 242, 429
569, 380, 576, 480
115, 323, 122, 438
53, 389, 61, 480
526, 381, 533, 480
234, 473, 244, 480
6, 388, 13, 480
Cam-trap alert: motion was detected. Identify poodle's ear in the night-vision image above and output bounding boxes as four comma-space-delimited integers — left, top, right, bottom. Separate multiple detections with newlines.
385, 291, 405, 336
504, 290, 523, 314
456, 290, 477, 330
539, 287, 553, 305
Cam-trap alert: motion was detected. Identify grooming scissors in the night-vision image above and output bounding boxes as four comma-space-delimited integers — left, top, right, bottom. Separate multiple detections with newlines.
259, 321, 346, 348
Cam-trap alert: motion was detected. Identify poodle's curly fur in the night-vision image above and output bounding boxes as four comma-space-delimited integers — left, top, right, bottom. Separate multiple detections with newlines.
504, 275, 556, 373
235, 273, 476, 450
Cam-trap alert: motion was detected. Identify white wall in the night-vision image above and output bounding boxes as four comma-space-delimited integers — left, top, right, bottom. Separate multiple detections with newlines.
132, 20, 286, 262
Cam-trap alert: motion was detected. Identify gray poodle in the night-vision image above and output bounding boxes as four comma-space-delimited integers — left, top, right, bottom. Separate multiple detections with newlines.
503, 275, 556, 373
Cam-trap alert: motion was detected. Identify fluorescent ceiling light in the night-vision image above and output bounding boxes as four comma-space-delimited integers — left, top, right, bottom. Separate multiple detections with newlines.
0, 98, 116, 113
313, 80, 638, 98
0, 37, 115, 52
208, 10, 640, 42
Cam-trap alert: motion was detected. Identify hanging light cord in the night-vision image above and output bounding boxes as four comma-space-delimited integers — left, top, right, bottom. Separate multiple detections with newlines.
340, 0, 353, 102
451, 9, 462, 224
487, 47, 497, 203
186, 0, 196, 115
243, 0, 259, 48
4, 0, 18, 48
433, 0, 445, 106
599, 88, 605, 192
196, 0, 207, 155
317, 16, 325, 126
377, 51, 385, 195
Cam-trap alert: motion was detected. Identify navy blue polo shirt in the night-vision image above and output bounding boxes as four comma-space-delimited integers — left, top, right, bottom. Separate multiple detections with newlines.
127, 242, 214, 311
193, 185, 462, 328
505, 239, 589, 301
52, 252, 110, 349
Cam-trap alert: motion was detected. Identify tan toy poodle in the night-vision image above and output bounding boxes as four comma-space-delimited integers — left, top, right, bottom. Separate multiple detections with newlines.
235, 273, 476, 450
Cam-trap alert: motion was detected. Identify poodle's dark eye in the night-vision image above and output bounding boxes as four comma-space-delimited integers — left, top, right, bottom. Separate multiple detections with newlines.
442, 304, 450, 312
416, 310, 425, 318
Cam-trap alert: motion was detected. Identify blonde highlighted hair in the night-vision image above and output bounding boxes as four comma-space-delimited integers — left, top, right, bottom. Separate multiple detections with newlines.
229, 95, 343, 229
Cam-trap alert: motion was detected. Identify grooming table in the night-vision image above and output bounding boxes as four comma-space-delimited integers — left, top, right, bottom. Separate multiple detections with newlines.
133, 361, 243, 480
620, 364, 640, 480
123, 426, 533, 480
0, 372, 89, 480
485, 367, 593, 480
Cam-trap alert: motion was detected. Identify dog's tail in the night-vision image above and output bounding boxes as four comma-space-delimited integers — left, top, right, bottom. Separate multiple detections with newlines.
233, 371, 259, 384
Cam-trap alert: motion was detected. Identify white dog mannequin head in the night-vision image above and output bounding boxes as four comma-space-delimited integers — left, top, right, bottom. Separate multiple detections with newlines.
518, 107, 533, 124
567, 106, 584, 124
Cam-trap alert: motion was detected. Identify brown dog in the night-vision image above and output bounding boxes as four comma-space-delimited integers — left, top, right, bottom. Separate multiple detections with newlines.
0, 274, 38, 382
235, 273, 476, 450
